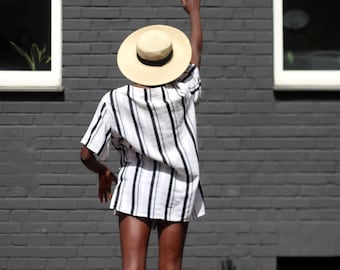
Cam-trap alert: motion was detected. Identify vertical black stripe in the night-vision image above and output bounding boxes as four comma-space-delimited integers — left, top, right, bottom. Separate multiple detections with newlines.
113, 150, 128, 211
110, 89, 125, 210
85, 102, 106, 146
147, 160, 158, 218
130, 152, 141, 215
144, 88, 168, 165
181, 97, 199, 158
110, 89, 122, 136
181, 64, 195, 82
110, 90, 127, 170
180, 95, 198, 217
164, 168, 175, 221
161, 87, 190, 222
128, 85, 146, 155
198, 181, 204, 202
97, 128, 112, 157
113, 175, 123, 210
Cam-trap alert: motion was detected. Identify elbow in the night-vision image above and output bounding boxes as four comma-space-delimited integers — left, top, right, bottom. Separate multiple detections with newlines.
80, 146, 93, 164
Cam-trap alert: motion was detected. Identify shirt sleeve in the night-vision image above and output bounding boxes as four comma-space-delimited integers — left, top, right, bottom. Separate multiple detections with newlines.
80, 92, 113, 161
177, 64, 202, 104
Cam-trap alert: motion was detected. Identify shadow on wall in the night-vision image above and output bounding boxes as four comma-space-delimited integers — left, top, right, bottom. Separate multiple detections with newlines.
221, 258, 236, 270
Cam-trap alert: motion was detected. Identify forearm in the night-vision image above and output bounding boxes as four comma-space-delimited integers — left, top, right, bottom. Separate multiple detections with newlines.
189, 9, 202, 66
80, 146, 108, 175
80, 145, 116, 202
182, 0, 202, 67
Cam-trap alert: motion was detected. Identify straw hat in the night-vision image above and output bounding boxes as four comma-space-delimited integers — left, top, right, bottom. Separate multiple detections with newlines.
117, 24, 192, 86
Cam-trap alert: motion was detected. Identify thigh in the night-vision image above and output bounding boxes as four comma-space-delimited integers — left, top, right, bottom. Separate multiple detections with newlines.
119, 213, 152, 270
157, 221, 189, 270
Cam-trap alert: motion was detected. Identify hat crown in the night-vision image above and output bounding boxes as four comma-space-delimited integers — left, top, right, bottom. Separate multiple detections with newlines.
136, 30, 173, 62
117, 24, 192, 86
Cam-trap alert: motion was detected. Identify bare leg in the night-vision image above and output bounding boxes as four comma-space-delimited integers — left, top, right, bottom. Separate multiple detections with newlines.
157, 221, 189, 270
119, 214, 152, 270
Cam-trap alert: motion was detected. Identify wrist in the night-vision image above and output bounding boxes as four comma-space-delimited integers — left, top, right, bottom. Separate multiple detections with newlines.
98, 166, 109, 176
189, 9, 200, 17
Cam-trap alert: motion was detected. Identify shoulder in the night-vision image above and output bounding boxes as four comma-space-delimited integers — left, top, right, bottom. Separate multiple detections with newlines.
174, 64, 201, 93
163, 64, 201, 103
177, 64, 200, 83
102, 85, 129, 101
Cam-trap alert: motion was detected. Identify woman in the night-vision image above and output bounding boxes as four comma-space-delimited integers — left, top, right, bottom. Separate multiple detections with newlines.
80, 1, 204, 269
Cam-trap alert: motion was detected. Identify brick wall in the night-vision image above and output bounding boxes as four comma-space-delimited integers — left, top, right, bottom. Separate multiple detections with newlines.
1, 0, 340, 269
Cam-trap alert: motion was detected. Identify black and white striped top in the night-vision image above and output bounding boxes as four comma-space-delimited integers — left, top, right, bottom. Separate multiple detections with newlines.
81, 65, 205, 222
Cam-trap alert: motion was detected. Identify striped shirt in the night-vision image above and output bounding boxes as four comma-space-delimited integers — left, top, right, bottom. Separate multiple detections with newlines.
81, 64, 205, 222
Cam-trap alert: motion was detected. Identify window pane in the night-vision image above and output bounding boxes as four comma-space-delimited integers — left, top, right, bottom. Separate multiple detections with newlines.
0, 0, 51, 71
283, 0, 340, 70
277, 257, 340, 270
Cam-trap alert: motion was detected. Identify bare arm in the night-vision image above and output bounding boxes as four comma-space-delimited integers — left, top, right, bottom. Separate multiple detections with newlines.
80, 146, 116, 202
182, 0, 202, 67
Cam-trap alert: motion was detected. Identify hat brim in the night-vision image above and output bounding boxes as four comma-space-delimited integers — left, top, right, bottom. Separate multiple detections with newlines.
117, 25, 192, 86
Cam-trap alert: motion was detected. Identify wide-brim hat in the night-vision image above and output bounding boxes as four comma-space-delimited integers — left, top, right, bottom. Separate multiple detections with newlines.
117, 24, 192, 86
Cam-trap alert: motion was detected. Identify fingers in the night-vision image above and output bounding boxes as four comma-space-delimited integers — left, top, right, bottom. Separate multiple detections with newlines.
98, 181, 112, 202
98, 169, 116, 203
98, 185, 112, 203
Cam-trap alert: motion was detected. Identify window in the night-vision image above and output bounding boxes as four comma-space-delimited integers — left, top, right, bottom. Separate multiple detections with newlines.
0, 0, 62, 91
277, 257, 340, 270
273, 0, 340, 90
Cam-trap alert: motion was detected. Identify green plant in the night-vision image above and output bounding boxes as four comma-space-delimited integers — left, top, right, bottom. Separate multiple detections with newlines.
9, 41, 51, 70
286, 50, 295, 65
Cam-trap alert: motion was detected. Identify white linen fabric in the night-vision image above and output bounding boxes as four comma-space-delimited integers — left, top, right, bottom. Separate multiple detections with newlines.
81, 64, 205, 222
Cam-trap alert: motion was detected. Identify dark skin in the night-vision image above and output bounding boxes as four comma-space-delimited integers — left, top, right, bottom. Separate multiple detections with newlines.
80, 1, 202, 269
183, 0, 202, 68
80, 147, 117, 202
80, 0, 202, 204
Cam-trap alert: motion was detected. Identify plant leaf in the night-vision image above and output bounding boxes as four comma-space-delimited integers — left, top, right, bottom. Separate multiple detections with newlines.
45, 56, 51, 64
9, 41, 35, 70
31, 44, 40, 66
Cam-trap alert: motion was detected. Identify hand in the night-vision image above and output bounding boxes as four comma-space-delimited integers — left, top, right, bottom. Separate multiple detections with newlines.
98, 169, 117, 203
182, 0, 200, 14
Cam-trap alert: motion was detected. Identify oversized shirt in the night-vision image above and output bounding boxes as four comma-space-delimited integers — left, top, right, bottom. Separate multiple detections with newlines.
81, 64, 205, 222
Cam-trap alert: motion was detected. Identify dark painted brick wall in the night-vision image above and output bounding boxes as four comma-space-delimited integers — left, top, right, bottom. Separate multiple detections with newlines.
1, 0, 340, 269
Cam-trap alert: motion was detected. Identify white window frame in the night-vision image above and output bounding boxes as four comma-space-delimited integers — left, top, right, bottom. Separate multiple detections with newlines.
0, 0, 62, 91
273, 0, 340, 90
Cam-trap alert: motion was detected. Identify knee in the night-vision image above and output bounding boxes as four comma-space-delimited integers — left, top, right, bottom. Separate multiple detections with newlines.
123, 259, 147, 270
158, 252, 182, 270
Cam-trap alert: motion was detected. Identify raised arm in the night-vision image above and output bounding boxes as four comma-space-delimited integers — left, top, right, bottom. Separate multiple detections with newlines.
182, 0, 202, 67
